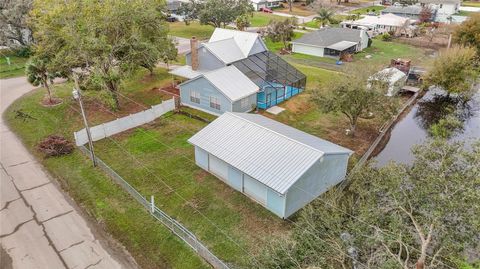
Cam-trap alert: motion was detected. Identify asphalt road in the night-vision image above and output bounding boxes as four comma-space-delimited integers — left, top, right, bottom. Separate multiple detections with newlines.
0, 77, 137, 269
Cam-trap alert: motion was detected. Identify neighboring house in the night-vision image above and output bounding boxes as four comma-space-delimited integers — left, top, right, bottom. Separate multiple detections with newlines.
178, 66, 259, 115
250, 0, 282, 11
369, 67, 407, 96
381, 5, 424, 20
418, 0, 460, 21
341, 13, 411, 35
170, 28, 307, 114
188, 112, 353, 218
291, 28, 370, 58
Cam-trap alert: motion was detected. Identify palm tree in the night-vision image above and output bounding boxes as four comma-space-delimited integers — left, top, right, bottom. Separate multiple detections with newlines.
25, 57, 55, 103
314, 8, 335, 28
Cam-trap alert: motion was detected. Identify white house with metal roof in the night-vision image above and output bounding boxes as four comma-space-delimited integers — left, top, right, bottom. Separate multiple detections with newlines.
179, 66, 259, 115
188, 112, 353, 218
341, 13, 411, 34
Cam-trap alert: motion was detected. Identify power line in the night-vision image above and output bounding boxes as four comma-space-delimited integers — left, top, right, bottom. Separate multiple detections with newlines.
86, 99, 375, 268
103, 94, 457, 268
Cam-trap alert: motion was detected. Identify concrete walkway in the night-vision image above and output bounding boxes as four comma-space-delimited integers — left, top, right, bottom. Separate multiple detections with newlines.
0, 77, 136, 269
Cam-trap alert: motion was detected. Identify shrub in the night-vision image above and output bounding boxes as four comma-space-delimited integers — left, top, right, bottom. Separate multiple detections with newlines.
14, 46, 32, 57
428, 115, 463, 139
37, 135, 74, 157
381, 32, 392, 41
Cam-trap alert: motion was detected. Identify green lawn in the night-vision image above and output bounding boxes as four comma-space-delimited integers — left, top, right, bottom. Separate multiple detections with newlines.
5, 82, 209, 269
462, 1, 480, 7
0, 54, 29, 79
250, 12, 284, 27
300, 15, 348, 28
5, 68, 289, 268
354, 38, 431, 67
264, 32, 304, 53
258, 63, 386, 157
168, 22, 215, 40
458, 10, 473, 16
348, 5, 385, 15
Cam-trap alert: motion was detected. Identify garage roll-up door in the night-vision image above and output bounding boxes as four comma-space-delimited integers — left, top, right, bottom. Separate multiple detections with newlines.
243, 174, 267, 205
209, 154, 228, 181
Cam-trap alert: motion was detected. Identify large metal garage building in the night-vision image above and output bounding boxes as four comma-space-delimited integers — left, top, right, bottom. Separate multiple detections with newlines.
188, 112, 352, 218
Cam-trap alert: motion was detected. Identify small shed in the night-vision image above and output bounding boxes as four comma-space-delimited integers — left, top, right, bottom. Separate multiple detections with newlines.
188, 112, 353, 218
370, 67, 407, 96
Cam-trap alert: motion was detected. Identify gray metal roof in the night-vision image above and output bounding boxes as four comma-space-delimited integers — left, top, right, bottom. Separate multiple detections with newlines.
326, 41, 358, 51
291, 28, 363, 47
382, 5, 422, 15
181, 66, 259, 101
203, 38, 246, 64
188, 112, 352, 194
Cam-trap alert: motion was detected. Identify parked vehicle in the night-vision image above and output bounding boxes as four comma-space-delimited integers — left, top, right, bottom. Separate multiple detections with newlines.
166, 16, 178, 22
260, 7, 273, 13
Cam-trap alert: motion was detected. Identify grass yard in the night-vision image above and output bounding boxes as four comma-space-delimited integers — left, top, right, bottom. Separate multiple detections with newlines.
258, 63, 388, 158
0, 54, 29, 79
273, 2, 316, 16
354, 38, 433, 68
264, 32, 304, 53
5, 67, 289, 268
348, 5, 385, 15
458, 10, 473, 16
300, 15, 348, 28
168, 22, 215, 40
250, 12, 284, 27
462, 1, 480, 7
5, 82, 209, 269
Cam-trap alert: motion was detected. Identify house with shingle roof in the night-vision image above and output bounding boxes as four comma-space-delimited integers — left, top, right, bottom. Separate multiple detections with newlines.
291, 27, 370, 58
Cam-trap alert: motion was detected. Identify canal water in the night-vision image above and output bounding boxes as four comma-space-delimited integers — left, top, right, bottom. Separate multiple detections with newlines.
374, 87, 480, 166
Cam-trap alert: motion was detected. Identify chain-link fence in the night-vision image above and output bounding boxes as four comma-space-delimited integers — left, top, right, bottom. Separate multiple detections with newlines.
78, 145, 230, 269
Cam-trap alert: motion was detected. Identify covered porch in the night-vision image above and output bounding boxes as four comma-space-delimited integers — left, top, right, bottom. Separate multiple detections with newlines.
324, 41, 358, 58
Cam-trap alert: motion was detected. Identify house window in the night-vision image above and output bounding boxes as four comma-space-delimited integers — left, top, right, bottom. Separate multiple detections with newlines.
190, 91, 200, 104
210, 96, 221, 110
241, 97, 249, 109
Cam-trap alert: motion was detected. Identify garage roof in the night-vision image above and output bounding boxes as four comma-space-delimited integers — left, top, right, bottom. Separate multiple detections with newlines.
188, 112, 352, 194
291, 28, 363, 48
326, 41, 358, 51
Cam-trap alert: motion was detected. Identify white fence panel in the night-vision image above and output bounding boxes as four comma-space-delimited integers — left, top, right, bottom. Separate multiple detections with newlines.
90, 125, 107, 142
104, 119, 123, 137
74, 130, 89, 146
73, 98, 175, 146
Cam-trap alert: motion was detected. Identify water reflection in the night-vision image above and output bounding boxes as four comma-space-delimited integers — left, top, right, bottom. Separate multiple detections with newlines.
374, 87, 480, 166
415, 89, 478, 132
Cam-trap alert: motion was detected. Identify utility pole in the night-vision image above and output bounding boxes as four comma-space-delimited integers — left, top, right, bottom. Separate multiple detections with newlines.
72, 74, 97, 167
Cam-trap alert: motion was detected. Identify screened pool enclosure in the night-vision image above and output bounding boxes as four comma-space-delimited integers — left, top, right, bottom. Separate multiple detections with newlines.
232, 51, 307, 109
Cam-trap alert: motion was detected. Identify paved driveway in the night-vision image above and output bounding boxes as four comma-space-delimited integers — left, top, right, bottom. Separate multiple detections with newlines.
0, 77, 136, 269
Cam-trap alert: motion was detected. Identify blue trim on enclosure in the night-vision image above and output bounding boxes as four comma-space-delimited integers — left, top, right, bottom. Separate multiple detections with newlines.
257, 82, 303, 109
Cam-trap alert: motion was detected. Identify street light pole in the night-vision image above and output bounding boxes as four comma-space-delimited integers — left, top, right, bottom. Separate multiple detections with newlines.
72, 74, 97, 167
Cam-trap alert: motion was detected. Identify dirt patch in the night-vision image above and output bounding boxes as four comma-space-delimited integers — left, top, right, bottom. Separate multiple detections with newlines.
158, 84, 180, 97
194, 170, 209, 183
40, 96, 63, 107
282, 94, 314, 114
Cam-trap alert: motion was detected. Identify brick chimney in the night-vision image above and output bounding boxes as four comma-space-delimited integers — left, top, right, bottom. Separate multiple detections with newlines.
190, 36, 199, 71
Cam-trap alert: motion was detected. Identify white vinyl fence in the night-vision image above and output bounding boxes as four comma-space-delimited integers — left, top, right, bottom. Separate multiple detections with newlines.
74, 98, 175, 146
